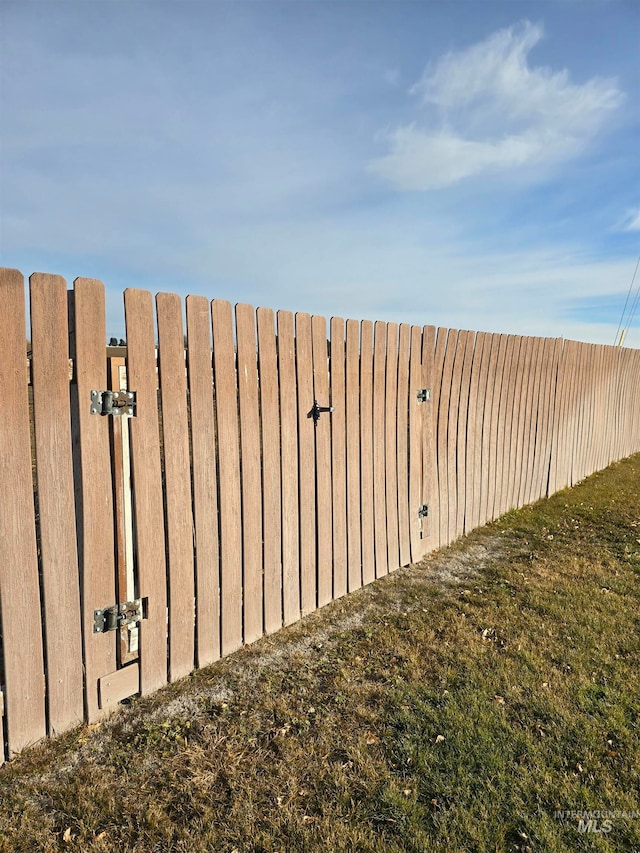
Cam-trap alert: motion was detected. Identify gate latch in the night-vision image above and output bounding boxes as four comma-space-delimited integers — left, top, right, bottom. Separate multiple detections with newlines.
418, 505, 429, 519
308, 399, 335, 427
93, 599, 146, 633
90, 390, 136, 417
417, 389, 431, 402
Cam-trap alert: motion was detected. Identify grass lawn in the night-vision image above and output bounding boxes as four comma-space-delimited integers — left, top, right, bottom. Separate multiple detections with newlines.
1, 454, 639, 852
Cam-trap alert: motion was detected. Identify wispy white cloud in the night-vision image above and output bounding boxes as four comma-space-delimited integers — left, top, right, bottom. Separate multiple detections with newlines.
370, 21, 624, 190
617, 207, 640, 232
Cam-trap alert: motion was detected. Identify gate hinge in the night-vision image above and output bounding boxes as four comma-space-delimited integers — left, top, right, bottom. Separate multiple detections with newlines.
90, 389, 136, 417
417, 389, 431, 402
94, 599, 146, 633
418, 504, 429, 519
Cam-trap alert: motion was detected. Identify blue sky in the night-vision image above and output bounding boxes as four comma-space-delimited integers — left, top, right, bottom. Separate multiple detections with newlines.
1, 0, 639, 345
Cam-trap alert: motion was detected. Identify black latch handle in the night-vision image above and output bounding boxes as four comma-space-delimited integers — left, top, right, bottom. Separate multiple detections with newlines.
308, 399, 335, 427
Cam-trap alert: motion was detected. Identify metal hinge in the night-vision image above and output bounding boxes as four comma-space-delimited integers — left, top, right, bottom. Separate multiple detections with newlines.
90, 389, 136, 417
93, 599, 146, 633
418, 504, 429, 519
417, 389, 431, 402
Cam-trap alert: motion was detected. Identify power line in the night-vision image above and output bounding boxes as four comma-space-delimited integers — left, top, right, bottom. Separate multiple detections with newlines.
614, 254, 640, 346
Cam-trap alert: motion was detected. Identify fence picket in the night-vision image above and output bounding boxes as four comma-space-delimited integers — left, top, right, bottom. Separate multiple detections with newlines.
385, 323, 400, 572
257, 307, 283, 634
278, 311, 300, 625
0, 268, 46, 756
296, 313, 316, 613
157, 293, 195, 680
345, 319, 362, 591
211, 300, 243, 654
456, 331, 475, 538
124, 288, 167, 695
420, 325, 436, 553
236, 304, 263, 644
186, 295, 220, 666
29, 273, 83, 733
330, 317, 348, 599
396, 325, 411, 565
446, 331, 467, 544
360, 321, 375, 585
431, 328, 448, 545
372, 321, 388, 576
312, 315, 333, 606
409, 325, 424, 560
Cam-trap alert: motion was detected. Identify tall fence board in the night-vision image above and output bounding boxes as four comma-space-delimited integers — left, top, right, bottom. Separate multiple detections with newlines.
29, 274, 84, 734
236, 303, 263, 645
257, 307, 283, 635
186, 295, 220, 667
157, 293, 195, 681
124, 288, 167, 696
2, 264, 639, 762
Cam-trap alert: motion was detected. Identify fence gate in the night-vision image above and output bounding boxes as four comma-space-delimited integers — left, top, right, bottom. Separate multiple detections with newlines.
294, 314, 432, 619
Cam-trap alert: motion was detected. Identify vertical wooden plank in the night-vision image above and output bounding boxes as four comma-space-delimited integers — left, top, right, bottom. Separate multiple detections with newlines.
474, 333, 495, 529
470, 333, 491, 530
372, 321, 388, 576
525, 337, 544, 505
124, 288, 167, 695
257, 308, 283, 634
523, 338, 544, 507
0, 268, 46, 755
527, 338, 550, 505
509, 336, 529, 513
494, 335, 518, 519
484, 334, 508, 524
409, 325, 424, 560
385, 323, 400, 572
236, 304, 263, 644
463, 332, 482, 533
547, 339, 565, 496
431, 328, 448, 546
360, 321, 375, 586
563, 341, 578, 488
585, 346, 599, 478
296, 313, 316, 614
500, 336, 521, 516
73, 279, 120, 716
446, 331, 467, 545
396, 325, 411, 565
312, 315, 333, 607
421, 325, 436, 552
330, 317, 348, 599
186, 295, 220, 667
345, 320, 362, 592
437, 330, 458, 546
456, 331, 475, 538
156, 293, 195, 681
542, 338, 561, 497
29, 273, 83, 734
278, 311, 300, 625
211, 300, 242, 654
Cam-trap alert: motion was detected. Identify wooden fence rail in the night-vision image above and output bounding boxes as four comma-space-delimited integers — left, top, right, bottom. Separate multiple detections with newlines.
1, 267, 639, 762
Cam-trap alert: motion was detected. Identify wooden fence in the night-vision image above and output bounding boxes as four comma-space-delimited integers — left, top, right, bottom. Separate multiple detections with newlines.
1, 267, 639, 762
